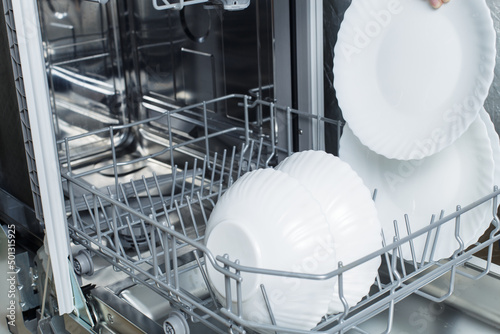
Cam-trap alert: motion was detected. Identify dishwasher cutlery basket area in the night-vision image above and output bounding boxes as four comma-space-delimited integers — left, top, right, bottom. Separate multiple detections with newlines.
62, 94, 500, 334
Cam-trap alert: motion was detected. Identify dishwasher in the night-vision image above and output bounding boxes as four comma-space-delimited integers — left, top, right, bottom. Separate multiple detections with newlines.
0, 0, 500, 333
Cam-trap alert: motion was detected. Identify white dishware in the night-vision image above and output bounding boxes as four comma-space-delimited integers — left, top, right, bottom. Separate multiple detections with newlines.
276, 150, 382, 314
480, 109, 500, 188
469, 108, 500, 244
339, 119, 494, 262
334, 0, 496, 160
205, 168, 337, 332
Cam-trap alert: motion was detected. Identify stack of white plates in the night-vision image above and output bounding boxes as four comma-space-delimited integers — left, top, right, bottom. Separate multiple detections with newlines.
335, 0, 498, 261
205, 152, 383, 330
340, 117, 495, 261
276, 151, 382, 313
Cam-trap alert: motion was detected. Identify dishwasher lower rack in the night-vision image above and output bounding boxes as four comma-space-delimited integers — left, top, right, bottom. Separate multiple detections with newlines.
61, 95, 500, 334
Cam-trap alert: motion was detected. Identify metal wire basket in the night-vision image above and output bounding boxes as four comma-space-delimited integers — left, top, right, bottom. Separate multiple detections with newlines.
61, 94, 500, 333
152, 0, 250, 11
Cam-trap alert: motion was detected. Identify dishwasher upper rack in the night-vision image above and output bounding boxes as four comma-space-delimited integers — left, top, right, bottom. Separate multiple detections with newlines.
60, 94, 500, 334
152, 0, 251, 11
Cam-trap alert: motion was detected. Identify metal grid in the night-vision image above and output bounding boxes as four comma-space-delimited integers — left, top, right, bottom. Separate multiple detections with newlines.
152, 0, 250, 11
2, 0, 44, 223
152, 0, 209, 10
62, 94, 500, 333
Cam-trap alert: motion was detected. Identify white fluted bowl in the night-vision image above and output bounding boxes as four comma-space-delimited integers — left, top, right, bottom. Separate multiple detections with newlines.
205, 168, 337, 332
276, 150, 382, 314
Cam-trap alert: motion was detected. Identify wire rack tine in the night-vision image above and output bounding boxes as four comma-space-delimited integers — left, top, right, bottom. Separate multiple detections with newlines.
96, 196, 113, 233
153, 172, 172, 230
153, 172, 165, 203
383, 240, 402, 334
118, 183, 133, 217
392, 220, 407, 277
170, 167, 177, 209
419, 214, 436, 267
171, 225, 179, 290
458, 188, 500, 280
380, 229, 394, 283
196, 191, 210, 227
190, 159, 198, 200
111, 204, 122, 257
286, 107, 293, 157
403, 214, 418, 270
201, 158, 208, 197
337, 262, 349, 324
128, 182, 154, 253
228, 146, 236, 187
180, 161, 189, 205
92, 193, 102, 244
163, 227, 172, 286
142, 176, 167, 266
186, 199, 200, 239
223, 255, 233, 313
151, 225, 158, 278
260, 284, 278, 333
209, 152, 218, 195
266, 103, 276, 166
237, 142, 246, 180
234, 260, 243, 318
174, 200, 188, 237
218, 149, 227, 201
428, 210, 445, 263
374, 271, 383, 291
123, 216, 142, 259
81, 194, 96, 233
452, 205, 465, 259
246, 140, 255, 173
142, 175, 157, 216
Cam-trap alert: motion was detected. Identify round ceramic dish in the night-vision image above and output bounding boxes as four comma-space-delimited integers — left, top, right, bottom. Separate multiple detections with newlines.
205, 168, 337, 331
276, 150, 382, 314
339, 119, 494, 262
469, 109, 500, 244
480, 109, 500, 189
334, 0, 496, 160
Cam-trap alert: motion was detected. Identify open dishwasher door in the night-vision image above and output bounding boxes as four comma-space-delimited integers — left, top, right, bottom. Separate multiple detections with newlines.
1, 0, 73, 317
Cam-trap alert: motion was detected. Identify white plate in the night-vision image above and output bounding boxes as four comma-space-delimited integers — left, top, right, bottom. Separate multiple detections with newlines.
480, 109, 500, 188
470, 108, 500, 244
339, 118, 494, 262
276, 151, 382, 314
334, 0, 496, 160
205, 168, 337, 332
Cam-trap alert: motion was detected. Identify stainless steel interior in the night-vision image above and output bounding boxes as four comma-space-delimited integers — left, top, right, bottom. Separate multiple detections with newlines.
39, 0, 275, 164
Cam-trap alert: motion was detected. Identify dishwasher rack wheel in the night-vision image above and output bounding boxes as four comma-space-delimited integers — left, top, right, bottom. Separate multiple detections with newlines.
73, 250, 94, 276
163, 311, 190, 334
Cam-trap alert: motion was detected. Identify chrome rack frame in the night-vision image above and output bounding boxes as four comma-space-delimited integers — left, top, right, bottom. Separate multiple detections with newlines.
152, 0, 251, 11
60, 94, 500, 333
152, 0, 208, 11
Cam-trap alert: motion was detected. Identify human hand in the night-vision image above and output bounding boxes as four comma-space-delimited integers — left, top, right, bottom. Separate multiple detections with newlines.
429, 0, 451, 9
